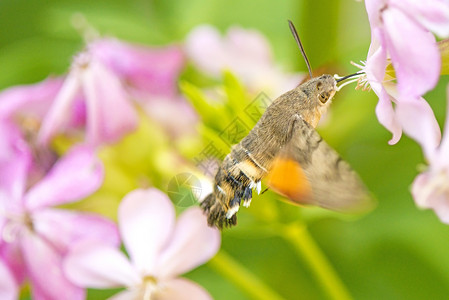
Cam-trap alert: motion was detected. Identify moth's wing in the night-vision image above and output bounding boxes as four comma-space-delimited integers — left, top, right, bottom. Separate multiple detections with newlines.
266, 118, 374, 213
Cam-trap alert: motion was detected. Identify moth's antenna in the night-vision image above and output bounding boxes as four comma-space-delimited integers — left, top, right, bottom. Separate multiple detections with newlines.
288, 20, 313, 79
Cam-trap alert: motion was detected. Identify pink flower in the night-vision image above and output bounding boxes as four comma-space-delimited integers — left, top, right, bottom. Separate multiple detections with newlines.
0, 79, 66, 181
38, 38, 193, 143
411, 84, 449, 224
89, 38, 184, 99
37, 49, 138, 147
0, 258, 18, 300
0, 142, 119, 300
89, 39, 198, 137
0, 77, 63, 124
185, 25, 302, 97
64, 188, 221, 300
357, 0, 449, 144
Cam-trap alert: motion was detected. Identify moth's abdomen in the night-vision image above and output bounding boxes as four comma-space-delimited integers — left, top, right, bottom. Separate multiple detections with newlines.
201, 144, 267, 228
200, 193, 237, 228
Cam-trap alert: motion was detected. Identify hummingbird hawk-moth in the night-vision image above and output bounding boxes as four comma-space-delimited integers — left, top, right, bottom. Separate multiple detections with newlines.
200, 21, 373, 228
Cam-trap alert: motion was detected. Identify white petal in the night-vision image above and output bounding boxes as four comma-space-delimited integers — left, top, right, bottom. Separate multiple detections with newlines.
156, 207, 220, 279
157, 278, 212, 300
118, 189, 175, 274
64, 240, 141, 288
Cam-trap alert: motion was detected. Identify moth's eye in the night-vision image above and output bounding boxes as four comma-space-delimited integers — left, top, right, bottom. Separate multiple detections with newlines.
319, 93, 328, 103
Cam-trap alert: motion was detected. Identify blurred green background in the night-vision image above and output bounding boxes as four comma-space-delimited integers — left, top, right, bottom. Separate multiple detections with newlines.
2, 0, 449, 299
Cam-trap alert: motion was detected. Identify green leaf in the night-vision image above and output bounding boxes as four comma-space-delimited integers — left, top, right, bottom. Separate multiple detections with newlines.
180, 80, 223, 131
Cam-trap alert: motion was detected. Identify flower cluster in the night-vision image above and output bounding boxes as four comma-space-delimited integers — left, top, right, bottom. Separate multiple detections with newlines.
185, 25, 303, 98
64, 189, 220, 300
4, 2, 449, 297
0, 34, 220, 299
359, 0, 449, 146
0, 20, 306, 298
358, 0, 449, 222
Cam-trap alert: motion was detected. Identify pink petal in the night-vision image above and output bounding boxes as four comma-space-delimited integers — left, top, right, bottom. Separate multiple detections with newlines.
0, 259, 18, 300
365, 27, 387, 83
33, 208, 119, 253
364, 0, 385, 30
374, 86, 402, 145
226, 26, 272, 67
412, 172, 433, 208
90, 39, 184, 98
37, 73, 80, 146
0, 121, 31, 203
0, 77, 62, 120
185, 25, 299, 96
382, 6, 440, 98
156, 207, 220, 279
0, 241, 26, 284
412, 172, 449, 224
64, 240, 141, 288
391, 94, 441, 160
81, 59, 137, 146
431, 201, 449, 224
0, 242, 26, 285
25, 146, 103, 210
390, 0, 449, 37
157, 278, 212, 300
20, 231, 85, 300
118, 188, 175, 274
140, 95, 198, 137
185, 25, 228, 77
437, 84, 449, 165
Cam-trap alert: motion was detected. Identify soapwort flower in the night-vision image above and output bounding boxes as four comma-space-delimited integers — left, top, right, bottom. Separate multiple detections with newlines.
37, 38, 191, 146
37, 49, 138, 147
0, 137, 119, 300
348, 0, 449, 144
64, 188, 220, 300
0, 77, 63, 127
185, 25, 302, 97
411, 85, 449, 224
89, 39, 197, 137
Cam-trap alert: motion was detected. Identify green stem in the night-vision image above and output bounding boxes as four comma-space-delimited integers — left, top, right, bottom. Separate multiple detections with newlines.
279, 223, 352, 300
208, 250, 285, 300
439, 38, 449, 75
